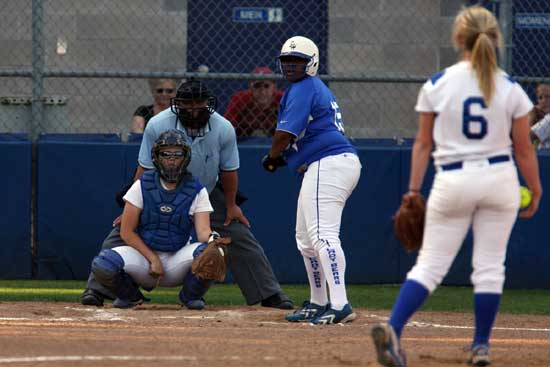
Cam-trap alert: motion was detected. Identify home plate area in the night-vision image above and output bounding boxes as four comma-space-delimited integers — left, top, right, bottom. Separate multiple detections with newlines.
0, 302, 549, 366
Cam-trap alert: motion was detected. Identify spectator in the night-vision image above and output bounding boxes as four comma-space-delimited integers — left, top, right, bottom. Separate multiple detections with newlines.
530, 83, 550, 149
225, 67, 283, 138
131, 78, 178, 133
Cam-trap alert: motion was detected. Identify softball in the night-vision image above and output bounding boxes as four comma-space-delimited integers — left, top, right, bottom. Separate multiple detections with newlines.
520, 186, 532, 209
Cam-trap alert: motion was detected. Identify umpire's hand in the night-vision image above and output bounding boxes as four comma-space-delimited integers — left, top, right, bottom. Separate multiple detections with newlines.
224, 204, 251, 228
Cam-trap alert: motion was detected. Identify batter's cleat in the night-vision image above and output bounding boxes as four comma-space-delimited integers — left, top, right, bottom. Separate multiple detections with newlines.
371, 323, 407, 367
80, 288, 104, 307
468, 343, 491, 366
285, 301, 327, 322
184, 299, 205, 310
310, 303, 356, 325
261, 293, 294, 310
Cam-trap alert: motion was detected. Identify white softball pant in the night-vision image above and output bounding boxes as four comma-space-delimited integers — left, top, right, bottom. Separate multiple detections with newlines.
296, 152, 361, 257
112, 242, 203, 290
407, 160, 520, 294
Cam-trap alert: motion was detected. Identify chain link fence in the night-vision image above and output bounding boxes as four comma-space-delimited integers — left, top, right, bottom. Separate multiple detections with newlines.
0, 0, 549, 140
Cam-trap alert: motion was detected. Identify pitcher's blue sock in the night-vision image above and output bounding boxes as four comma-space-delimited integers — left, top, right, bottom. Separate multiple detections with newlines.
389, 279, 429, 338
473, 293, 500, 345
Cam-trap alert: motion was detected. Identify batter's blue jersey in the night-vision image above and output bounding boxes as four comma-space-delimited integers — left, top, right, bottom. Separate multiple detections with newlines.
277, 76, 356, 172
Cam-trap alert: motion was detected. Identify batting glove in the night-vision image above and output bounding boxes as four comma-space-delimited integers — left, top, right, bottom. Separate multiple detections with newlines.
262, 154, 287, 172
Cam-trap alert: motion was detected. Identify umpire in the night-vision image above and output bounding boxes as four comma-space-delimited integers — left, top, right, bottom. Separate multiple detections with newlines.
81, 80, 293, 309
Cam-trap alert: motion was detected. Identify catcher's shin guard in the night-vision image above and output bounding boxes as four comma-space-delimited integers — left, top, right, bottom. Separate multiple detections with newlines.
91, 249, 143, 302
179, 271, 213, 309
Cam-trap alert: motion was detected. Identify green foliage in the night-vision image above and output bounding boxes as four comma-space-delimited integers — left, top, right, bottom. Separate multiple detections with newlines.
1, 280, 549, 315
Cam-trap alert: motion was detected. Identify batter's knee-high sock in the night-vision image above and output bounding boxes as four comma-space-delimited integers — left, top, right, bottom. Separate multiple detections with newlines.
303, 255, 328, 306
473, 293, 500, 345
389, 279, 429, 338
317, 242, 348, 310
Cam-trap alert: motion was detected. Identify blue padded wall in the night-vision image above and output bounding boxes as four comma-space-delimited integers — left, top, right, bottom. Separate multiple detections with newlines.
24, 139, 550, 289
39, 133, 121, 142
0, 140, 32, 278
37, 141, 126, 279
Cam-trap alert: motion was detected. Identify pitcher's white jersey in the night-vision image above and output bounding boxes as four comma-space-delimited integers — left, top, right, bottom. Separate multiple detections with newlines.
415, 61, 533, 166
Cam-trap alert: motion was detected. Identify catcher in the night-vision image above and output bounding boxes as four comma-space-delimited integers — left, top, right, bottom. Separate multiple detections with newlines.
89, 129, 230, 310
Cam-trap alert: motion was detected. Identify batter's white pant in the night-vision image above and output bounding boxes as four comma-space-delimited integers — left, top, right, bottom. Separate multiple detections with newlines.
296, 153, 361, 309
407, 161, 520, 294
112, 242, 203, 290
296, 153, 361, 257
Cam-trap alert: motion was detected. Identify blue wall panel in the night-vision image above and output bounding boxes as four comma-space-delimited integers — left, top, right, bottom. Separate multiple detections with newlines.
37, 141, 126, 279
0, 141, 32, 278
23, 141, 550, 289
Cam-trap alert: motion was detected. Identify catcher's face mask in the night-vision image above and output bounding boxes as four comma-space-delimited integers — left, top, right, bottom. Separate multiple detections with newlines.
155, 147, 190, 183
152, 129, 192, 183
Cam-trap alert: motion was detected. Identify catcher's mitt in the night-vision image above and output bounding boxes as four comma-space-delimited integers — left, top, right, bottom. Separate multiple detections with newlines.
393, 192, 426, 252
191, 236, 231, 282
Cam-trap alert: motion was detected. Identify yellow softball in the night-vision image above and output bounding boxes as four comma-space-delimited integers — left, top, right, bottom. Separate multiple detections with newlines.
520, 186, 532, 209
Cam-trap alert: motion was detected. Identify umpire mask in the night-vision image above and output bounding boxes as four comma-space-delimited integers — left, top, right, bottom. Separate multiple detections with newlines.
171, 79, 217, 137
152, 130, 192, 183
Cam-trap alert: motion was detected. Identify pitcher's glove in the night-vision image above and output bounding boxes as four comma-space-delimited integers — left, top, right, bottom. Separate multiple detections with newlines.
262, 154, 287, 172
191, 233, 231, 282
393, 192, 426, 252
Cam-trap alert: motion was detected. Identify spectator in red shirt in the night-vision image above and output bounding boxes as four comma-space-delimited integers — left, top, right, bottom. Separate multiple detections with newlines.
225, 67, 283, 138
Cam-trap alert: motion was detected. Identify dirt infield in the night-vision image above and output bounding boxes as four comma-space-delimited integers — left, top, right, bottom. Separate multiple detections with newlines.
0, 302, 549, 367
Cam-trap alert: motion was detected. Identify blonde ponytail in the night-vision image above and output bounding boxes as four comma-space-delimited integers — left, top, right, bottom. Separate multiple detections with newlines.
452, 6, 503, 105
471, 32, 498, 104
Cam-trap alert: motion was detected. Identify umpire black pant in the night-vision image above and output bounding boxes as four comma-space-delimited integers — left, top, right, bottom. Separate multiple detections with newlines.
86, 185, 284, 305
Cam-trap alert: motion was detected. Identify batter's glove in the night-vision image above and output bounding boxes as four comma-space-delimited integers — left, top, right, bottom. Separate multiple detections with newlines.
191, 234, 232, 282
262, 154, 287, 172
393, 192, 426, 252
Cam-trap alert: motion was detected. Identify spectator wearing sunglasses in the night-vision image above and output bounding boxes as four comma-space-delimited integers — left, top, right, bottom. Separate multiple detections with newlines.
225, 67, 283, 138
131, 78, 178, 133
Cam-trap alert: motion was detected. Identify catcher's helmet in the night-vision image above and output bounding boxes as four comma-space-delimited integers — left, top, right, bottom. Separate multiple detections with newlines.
278, 36, 319, 80
151, 129, 192, 183
170, 79, 217, 137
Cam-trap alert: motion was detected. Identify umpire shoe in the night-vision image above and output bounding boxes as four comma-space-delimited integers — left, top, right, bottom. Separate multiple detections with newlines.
261, 293, 294, 310
371, 323, 407, 367
468, 343, 491, 366
285, 301, 326, 322
80, 288, 104, 307
310, 303, 356, 325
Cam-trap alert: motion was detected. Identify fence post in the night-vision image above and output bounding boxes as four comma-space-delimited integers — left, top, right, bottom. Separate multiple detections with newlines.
31, 0, 45, 139
499, 0, 514, 73
31, 0, 45, 278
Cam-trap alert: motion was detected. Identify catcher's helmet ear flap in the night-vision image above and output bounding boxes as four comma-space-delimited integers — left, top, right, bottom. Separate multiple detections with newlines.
151, 129, 192, 183
278, 36, 319, 78
170, 79, 217, 137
